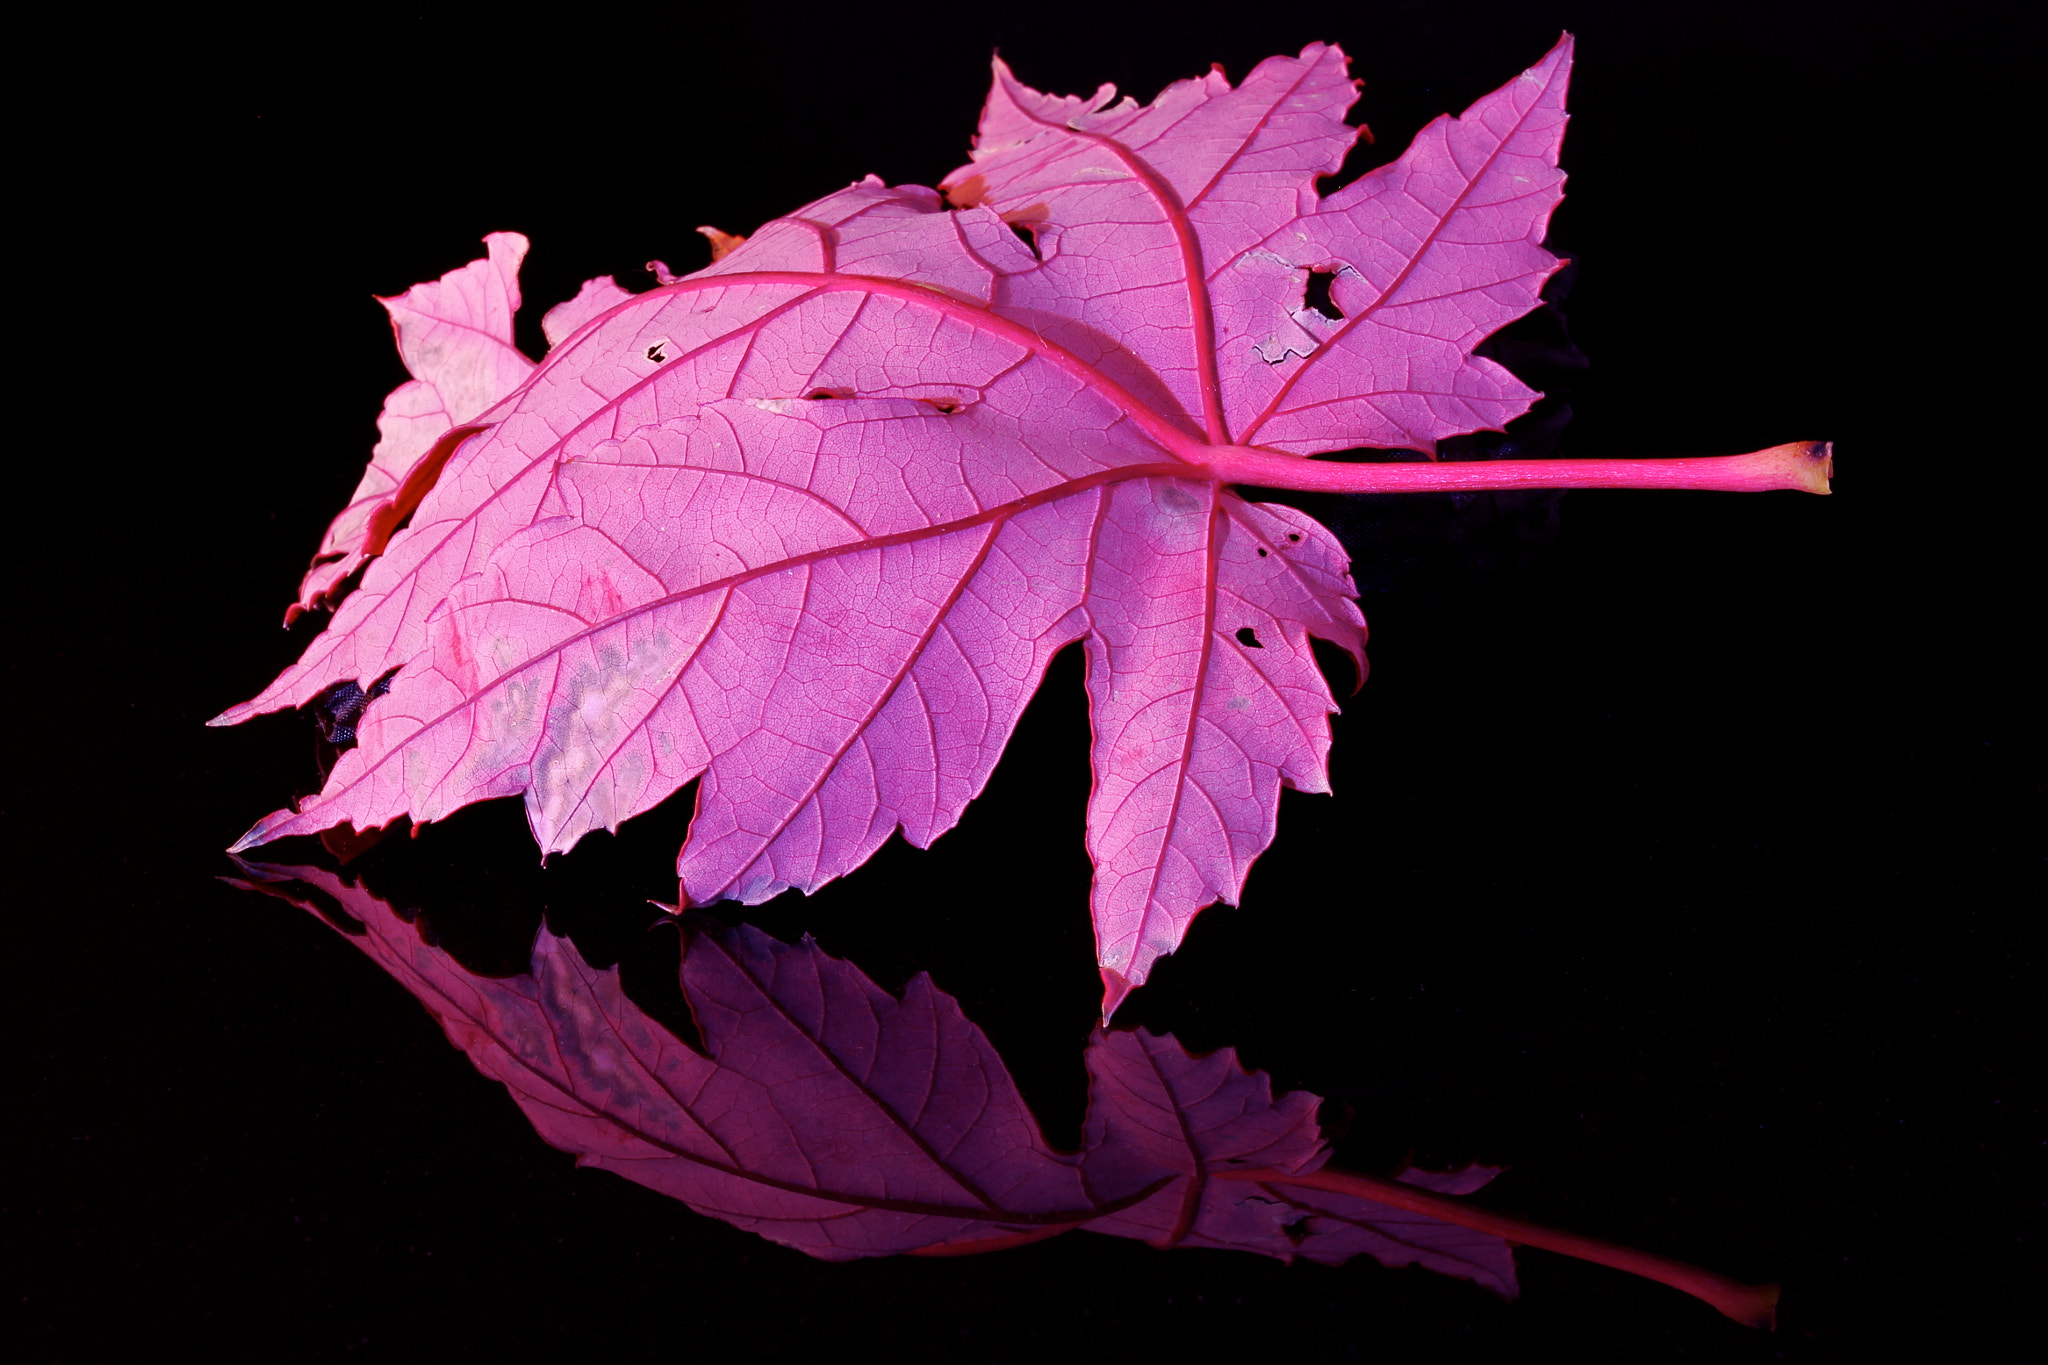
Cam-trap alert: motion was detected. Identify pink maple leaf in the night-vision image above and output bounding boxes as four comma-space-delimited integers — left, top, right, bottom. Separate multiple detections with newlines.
217, 36, 1828, 1014
224, 859, 1781, 1327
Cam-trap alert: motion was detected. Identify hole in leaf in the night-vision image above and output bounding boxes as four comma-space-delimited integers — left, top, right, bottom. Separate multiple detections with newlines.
1304, 269, 1344, 321
924, 397, 962, 414
1235, 627, 1265, 649
646, 342, 668, 363
1009, 220, 1042, 260
1256, 547, 1269, 558
1281, 1216, 1312, 1247
309, 668, 398, 780
310, 681, 365, 747
804, 387, 853, 401
1287, 532, 1302, 542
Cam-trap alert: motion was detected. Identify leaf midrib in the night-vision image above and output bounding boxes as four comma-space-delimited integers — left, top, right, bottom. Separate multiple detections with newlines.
310, 460, 1189, 819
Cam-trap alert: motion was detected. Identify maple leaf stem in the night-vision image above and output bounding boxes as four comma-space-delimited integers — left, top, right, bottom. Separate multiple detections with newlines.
1217, 1166, 1781, 1329
1201, 441, 1832, 498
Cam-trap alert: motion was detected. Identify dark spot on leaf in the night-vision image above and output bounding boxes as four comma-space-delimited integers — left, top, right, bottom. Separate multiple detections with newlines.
1287, 532, 1302, 542
1235, 627, 1264, 649
1256, 547, 1269, 557
1304, 269, 1344, 321
646, 343, 668, 363
804, 387, 854, 401
925, 398, 962, 414
1281, 1216, 1312, 1246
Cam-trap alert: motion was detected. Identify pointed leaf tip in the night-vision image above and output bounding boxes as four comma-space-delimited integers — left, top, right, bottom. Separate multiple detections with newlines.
1099, 967, 1133, 1022
696, 226, 745, 262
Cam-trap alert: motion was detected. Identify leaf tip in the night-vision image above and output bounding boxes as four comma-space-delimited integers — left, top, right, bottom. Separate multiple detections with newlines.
226, 822, 271, 856
1099, 967, 1134, 1023
696, 226, 746, 262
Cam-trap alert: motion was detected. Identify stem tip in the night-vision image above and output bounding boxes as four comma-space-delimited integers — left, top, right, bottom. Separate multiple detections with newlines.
1748, 440, 1832, 495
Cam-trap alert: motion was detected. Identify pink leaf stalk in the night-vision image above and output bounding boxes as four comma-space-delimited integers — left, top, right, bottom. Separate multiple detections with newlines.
1215, 1168, 1781, 1329
218, 35, 1828, 1014
226, 860, 1777, 1324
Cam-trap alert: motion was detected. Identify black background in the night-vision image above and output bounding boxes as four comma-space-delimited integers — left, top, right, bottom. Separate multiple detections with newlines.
12, 1, 2036, 1361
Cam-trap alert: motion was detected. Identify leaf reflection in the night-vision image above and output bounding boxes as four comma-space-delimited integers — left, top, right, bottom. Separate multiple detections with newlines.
225, 859, 1776, 1328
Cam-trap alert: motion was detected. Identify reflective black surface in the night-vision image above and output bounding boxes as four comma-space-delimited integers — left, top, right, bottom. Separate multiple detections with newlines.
16, 2, 2033, 1360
